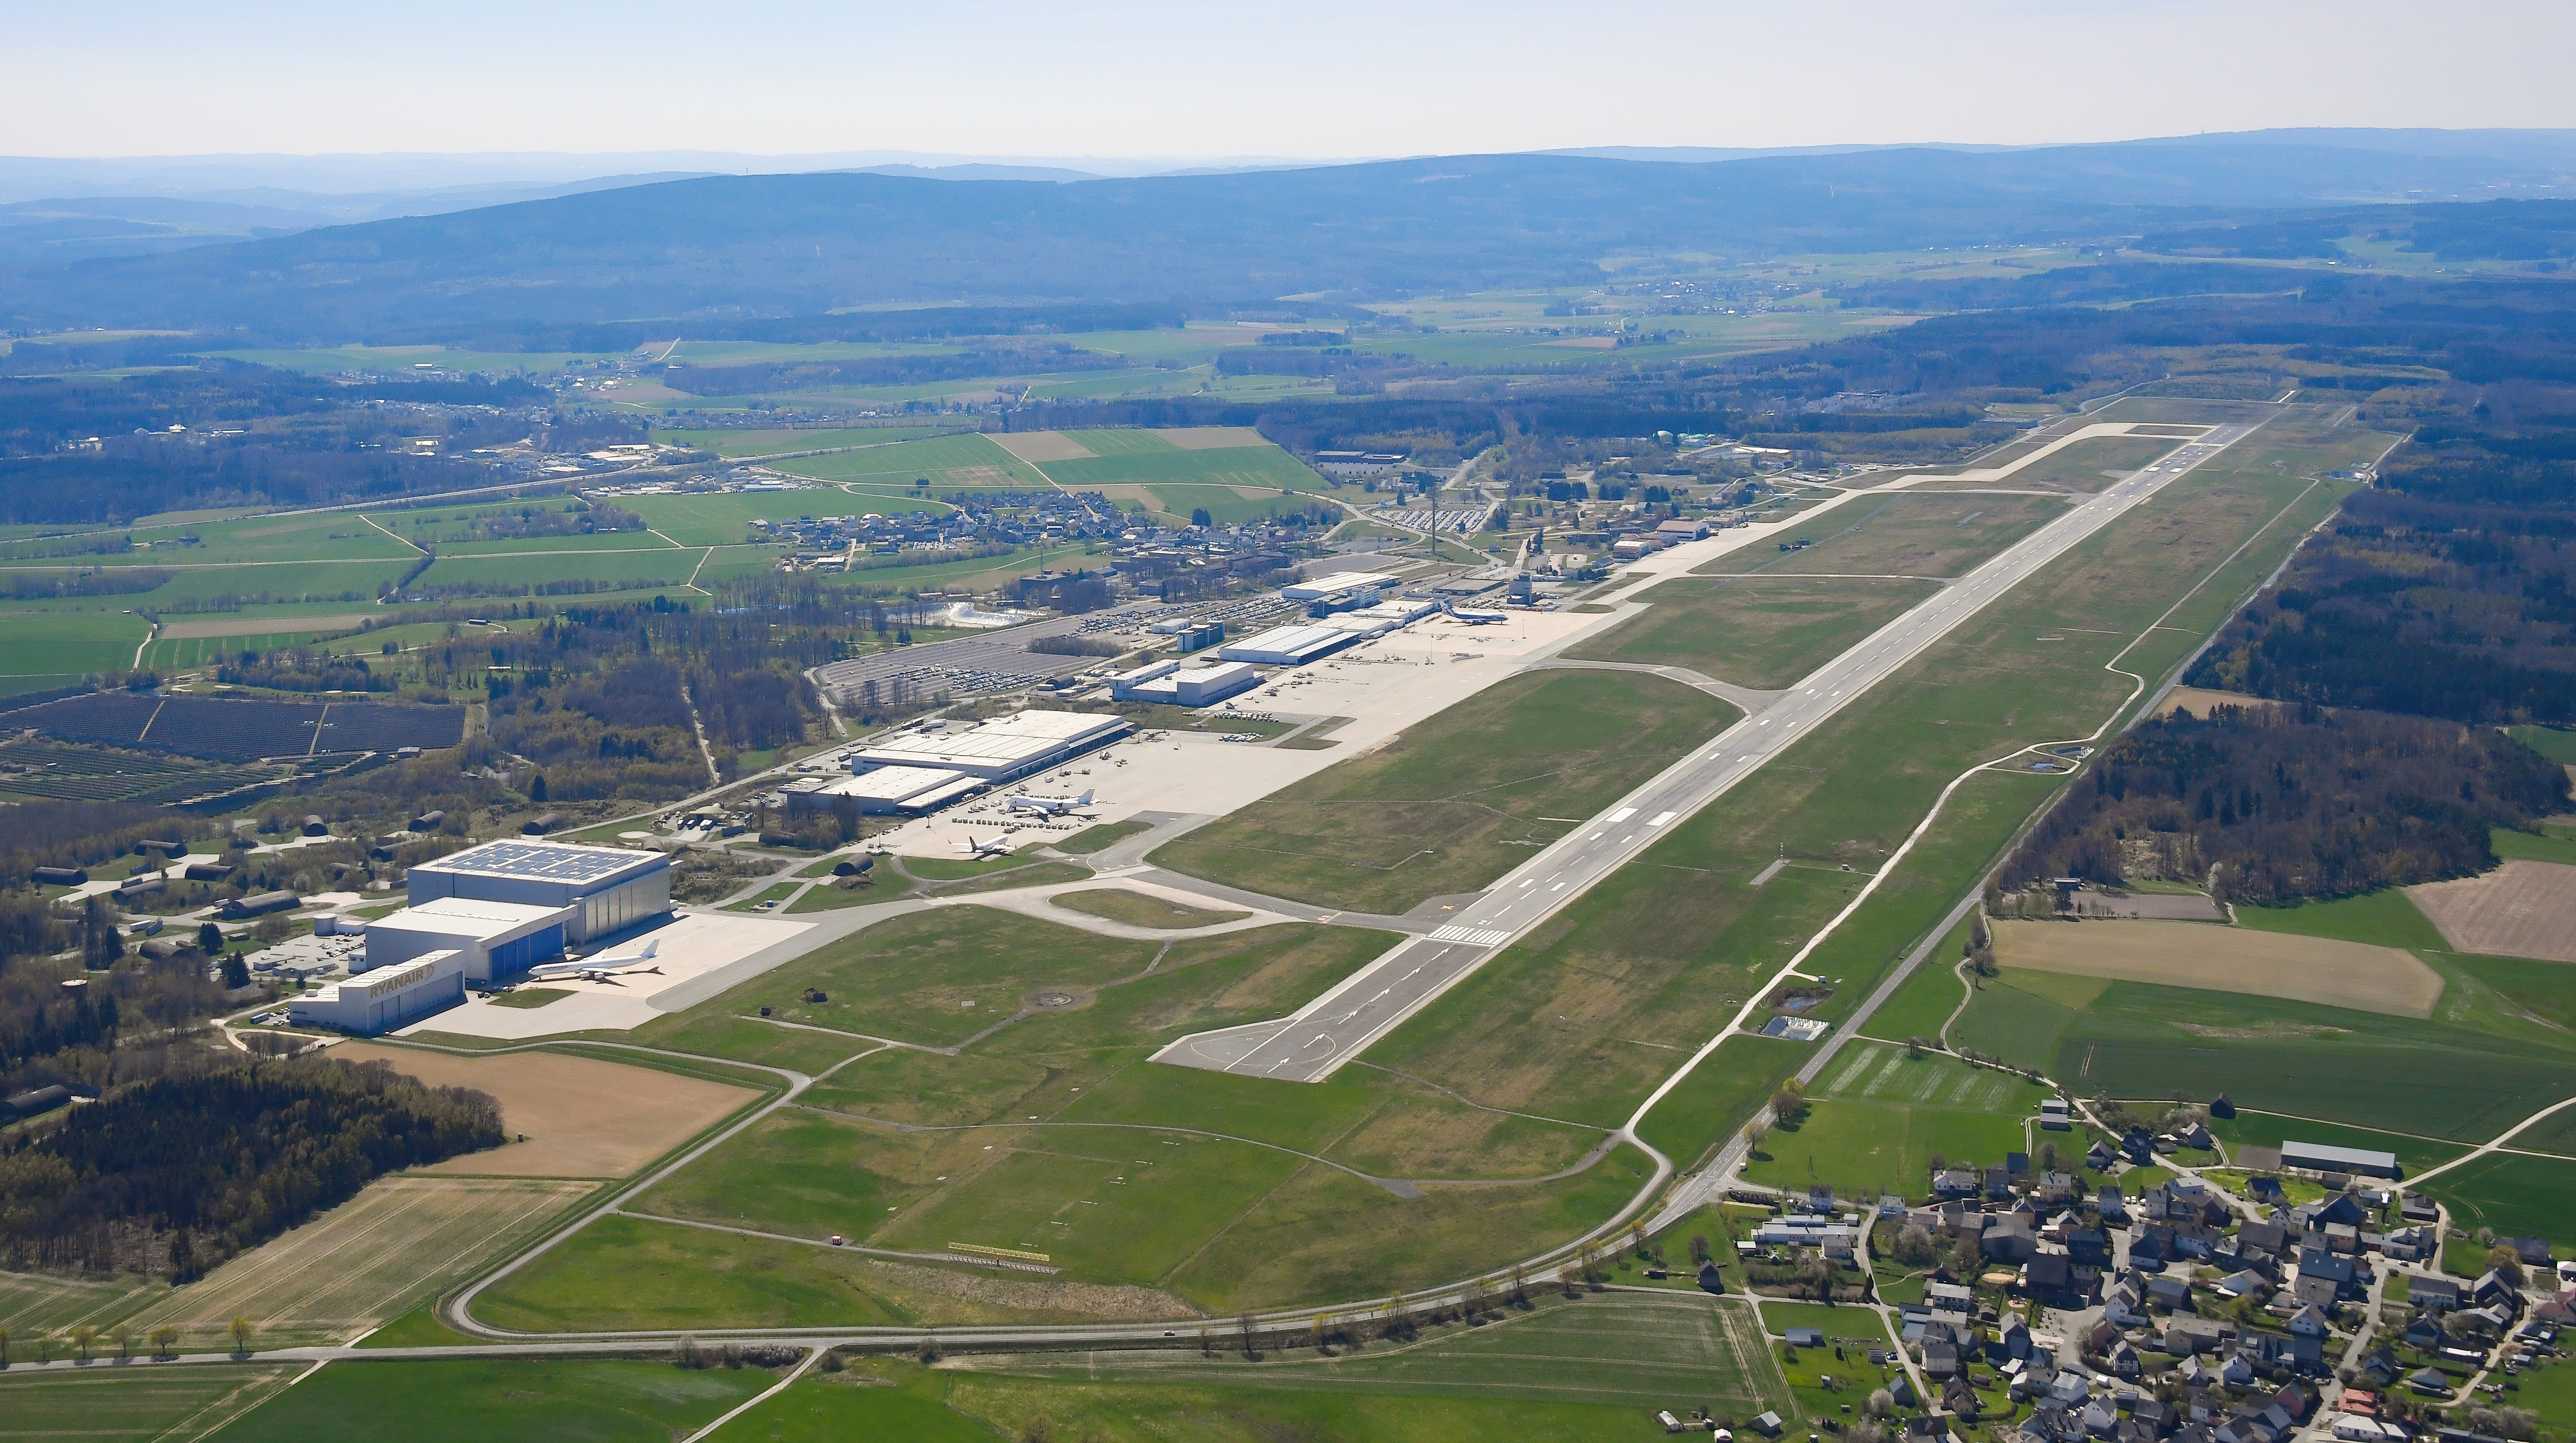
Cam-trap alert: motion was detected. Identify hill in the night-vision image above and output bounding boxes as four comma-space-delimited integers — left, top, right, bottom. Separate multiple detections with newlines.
6, 142, 2569, 338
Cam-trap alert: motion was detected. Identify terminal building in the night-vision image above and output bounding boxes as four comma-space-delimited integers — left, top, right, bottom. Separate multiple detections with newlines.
291, 949, 466, 1034
405, 838, 671, 944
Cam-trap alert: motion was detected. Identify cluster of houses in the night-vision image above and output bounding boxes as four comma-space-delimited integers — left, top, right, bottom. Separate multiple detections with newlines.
1754, 1136, 2571, 1443
757, 488, 1131, 567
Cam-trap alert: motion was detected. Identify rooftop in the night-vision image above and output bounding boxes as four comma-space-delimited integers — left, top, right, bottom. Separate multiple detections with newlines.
372, 896, 570, 939
413, 838, 661, 884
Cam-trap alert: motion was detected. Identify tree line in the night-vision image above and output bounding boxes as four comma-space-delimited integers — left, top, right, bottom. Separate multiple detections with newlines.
0, 1054, 502, 1278
1994, 706, 2568, 904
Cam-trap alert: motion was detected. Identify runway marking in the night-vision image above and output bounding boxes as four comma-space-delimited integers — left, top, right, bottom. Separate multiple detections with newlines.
1428, 925, 1512, 947
1648, 811, 1676, 827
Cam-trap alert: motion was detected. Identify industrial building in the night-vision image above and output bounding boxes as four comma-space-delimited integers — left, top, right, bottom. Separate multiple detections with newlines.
364, 897, 571, 983
1115, 660, 1262, 707
1218, 622, 1366, 666
781, 764, 982, 816
291, 949, 466, 1034
1281, 571, 1396, 603
843, 709, 1129, 782
1333, 597, 1438, 636
2279, 1140, 2401, 1178
406, 838, 670, 944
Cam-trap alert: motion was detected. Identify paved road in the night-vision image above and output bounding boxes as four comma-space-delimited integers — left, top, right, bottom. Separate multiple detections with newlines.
1156, 424, 2259, 1083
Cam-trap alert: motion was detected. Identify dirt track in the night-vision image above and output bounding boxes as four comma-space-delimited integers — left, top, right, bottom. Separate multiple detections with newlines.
1992, 919, 2443, 1017
2408, 859, 2576, 964
335, 1043, 757, 1177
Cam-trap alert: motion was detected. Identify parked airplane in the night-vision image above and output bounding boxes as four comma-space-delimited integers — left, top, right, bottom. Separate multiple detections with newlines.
1005, 788, 1094, 817
956, 832, 1016, 859
1442, 600, 1507, 625
523, 938, 662, 984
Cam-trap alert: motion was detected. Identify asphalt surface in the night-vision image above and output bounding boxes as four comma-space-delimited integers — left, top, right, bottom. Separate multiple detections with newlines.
1155, 423, 2258, 1083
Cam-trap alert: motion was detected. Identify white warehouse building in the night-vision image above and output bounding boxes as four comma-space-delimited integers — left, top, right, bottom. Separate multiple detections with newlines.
1113, 660, 1261, 707
291, 949, 466, 1034
405, 839, 671, 944
364, 897, 573, 983
844, 709, 1129, 783
1218, 623, 1364, 666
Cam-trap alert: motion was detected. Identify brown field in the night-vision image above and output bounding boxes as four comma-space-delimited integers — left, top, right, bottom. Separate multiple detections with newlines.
160, 612, 373, 640
2408, 860, 2576, 963
990, 430, 1098, 462
1161, 425, 1272, 449
125, 1174, 595, 1348
1992, 919, 2444, 1017
334, 1042, 759, 1177
2160, 685, 2283, 719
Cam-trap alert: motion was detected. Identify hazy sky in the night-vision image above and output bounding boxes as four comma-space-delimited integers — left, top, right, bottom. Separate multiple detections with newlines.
12, 0, 2573, 161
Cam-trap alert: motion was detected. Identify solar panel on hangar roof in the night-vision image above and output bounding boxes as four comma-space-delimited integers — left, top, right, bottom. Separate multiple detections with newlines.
429, 840, 642, 883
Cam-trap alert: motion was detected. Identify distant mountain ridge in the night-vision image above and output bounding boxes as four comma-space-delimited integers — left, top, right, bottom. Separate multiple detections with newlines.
4, 137, 2569, 340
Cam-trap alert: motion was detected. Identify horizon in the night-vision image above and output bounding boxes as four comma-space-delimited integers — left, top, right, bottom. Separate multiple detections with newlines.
12, 0, 2574, 159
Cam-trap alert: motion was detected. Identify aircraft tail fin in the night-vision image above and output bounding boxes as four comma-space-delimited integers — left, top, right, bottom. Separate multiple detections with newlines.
1077, 790, 1094, 806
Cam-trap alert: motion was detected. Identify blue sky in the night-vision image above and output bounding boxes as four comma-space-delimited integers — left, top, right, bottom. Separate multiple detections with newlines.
11, 0, 2571, 160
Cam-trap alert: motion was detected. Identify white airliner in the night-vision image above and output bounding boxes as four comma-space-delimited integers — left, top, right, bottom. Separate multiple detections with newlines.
523, 938, 663, 984
956, 832, 1016, 859
1442, 599, 1507, 625
1005, 788, 1094, 816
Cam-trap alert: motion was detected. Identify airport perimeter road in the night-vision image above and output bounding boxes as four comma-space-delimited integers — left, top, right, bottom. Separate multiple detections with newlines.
1156, 422, 2262, 1083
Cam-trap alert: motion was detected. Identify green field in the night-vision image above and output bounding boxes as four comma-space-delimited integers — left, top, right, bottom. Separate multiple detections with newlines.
2050, 979, 2576, 1143
2234, 887, 2451, 950
0, 510, 417, 569
950, 1290, 1791, 1412
712, 1305, 1782, 1443
1049, 887, 1251, 928
1154, 669, 1737, 913
0, 1364, 301, 1442
502, 908, 1643, 1319
1564, 575, 1939, 689
206, 1358, 775, 1442
1951, 969, 2106, 1072
1362, 409, 2388, 1134
2418, 1153, 2576, 1247
412, 547, 709, 594
1700, 493, 2071, 579
0, 608, 153, 688
649, 424, 960, 457
767, 432, 1044, 488
1861, 921, 1978, 1043
470, 1214, 920, 1332
205, 343, 617, 376
1907, 435, 2189, 493
1746, 1043, 2046, 1198
2507, 725, 2576, 765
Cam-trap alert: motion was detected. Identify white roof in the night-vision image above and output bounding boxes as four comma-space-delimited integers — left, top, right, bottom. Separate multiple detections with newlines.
815, 766, 969, 803
371, 896, 570, 940
1282, 571, 1396, 600
849, 709, 1126, 773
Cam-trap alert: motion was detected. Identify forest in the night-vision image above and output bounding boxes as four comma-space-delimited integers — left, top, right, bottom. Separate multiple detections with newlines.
2187, 385, 2576, 725
0, 1055, 502, 1277
1994, 706, 2569, 904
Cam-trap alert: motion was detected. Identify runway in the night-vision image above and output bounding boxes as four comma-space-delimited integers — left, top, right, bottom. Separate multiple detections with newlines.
1153, 422, 2260, 1082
